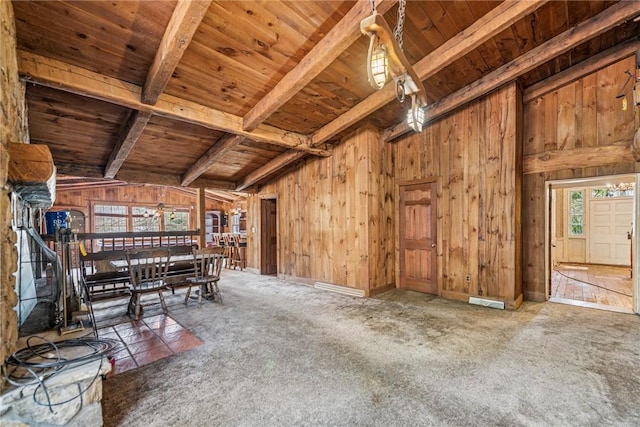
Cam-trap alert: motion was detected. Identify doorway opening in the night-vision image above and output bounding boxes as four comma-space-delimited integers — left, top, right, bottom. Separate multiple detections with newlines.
546, 175, 638, 314
260, 198, 277, 276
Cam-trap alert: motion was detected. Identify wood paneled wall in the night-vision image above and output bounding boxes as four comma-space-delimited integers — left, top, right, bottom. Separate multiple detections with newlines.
394, 83, 523, 307
522, 55, 639, 301
246, 126, 394, 295
53, 185, 229, 232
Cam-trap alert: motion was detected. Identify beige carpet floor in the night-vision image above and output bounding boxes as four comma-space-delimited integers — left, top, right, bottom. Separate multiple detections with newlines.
102, 270, 640, 426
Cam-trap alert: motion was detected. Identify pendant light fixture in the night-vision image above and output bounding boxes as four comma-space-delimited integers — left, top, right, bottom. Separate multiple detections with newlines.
361, 0, 427, 133
366, 20, 389, 89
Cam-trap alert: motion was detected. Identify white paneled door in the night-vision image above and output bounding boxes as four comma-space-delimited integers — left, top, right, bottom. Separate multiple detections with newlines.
588, 198, 633, 266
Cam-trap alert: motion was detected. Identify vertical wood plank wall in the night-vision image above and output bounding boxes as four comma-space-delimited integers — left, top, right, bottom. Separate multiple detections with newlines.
53, 185, 229, 232
247, 126, 394, 295
522, 56, 639, 301
394, 83, 523, 307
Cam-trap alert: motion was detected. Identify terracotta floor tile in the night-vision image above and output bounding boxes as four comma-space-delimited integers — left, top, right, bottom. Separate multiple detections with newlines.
114, 326, 149, 338
154, 322, 185, 335
96, 330, 120, 340
167, 336, 203, 353
133, 347, 175, 366
110, 348, 132, 361
158, 329, 192, 343
120, 329, 157, 345
143, 315, 177, 330
114, 320, 145, 331
112, 356, 138, 375
127, 337, 167, 355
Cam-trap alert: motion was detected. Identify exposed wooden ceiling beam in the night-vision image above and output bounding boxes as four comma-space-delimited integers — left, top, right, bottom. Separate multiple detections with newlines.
524, 38, 640, 103
205, 189, 239, 203
181, 133, 243, 186
385, 1, 640, 141
242, 0, 397, 132
310, 0, 548, 147
523, 144, 634, 174
142, 0, 211, 104
236, 151, 306, 191
104, 110, 152, 179
18, 51, 330, 157
55, 162, 239, 191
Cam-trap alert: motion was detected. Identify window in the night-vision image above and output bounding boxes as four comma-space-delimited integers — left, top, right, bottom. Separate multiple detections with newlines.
231, 213, 241, 234
569, 190, 584, 236
591, 184, 635, 198
94, 204, 127, 233
164, 211, 189, 231
132, 206, 159, 232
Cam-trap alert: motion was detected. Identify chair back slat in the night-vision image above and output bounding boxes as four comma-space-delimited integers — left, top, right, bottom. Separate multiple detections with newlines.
192, 247, 224, 280
126, 247, 171, 290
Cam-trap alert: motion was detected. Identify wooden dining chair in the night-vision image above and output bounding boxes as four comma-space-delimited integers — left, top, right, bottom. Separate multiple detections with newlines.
221, 233, 233, 268
125, 247, 171, 320
186, 246, 225, 306
232, 234, 246, 270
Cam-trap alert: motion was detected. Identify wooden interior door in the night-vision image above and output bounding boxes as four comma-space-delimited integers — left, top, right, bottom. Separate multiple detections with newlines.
399, 182, 437, 294
588, 198, 633, 266
261, 199, 277, 275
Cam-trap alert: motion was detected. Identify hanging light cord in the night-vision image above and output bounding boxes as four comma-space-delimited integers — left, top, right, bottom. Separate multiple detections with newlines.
4, 336, 120, 412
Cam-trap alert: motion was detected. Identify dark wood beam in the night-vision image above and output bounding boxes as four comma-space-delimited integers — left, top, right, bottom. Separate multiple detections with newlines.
236, 151, 306, 191
55, 163, 105, 179
142, 0, 211, 104
242, 0, 397, 132
205, 189, 238, 203
56, 162, 238, 190
524, 38, 640, 103
104, 110, 152, 179
385, 1, 640, 141
523, 145, 634, 174
18, 51, 329, 156
181, 134, 243, 186
311, 0, 548, 146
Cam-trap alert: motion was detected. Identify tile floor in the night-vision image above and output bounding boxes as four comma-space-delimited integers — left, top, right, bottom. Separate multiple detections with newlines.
96, 314, 203, 375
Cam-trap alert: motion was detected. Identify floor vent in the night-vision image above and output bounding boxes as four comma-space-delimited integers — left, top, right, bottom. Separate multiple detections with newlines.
314, 282, 364, 298
468, 297, 505, 310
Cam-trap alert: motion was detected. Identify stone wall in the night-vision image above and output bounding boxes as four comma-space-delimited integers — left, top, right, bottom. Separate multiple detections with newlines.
1, 0, 29, 368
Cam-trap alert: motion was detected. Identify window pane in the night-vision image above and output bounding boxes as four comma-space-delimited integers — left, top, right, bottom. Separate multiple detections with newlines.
569, 190, 584, 236
132, 217, 160, 232
95, 205, 127, 215
592, 185, 635, 198
94, 216, 126, 233
165, 211, 188, 231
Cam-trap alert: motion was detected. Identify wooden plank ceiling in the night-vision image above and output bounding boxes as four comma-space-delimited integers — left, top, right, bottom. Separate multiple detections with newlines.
13, 0, 640, 195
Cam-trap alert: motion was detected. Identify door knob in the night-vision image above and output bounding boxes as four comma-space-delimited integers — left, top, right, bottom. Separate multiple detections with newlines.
431, 243, 436, 248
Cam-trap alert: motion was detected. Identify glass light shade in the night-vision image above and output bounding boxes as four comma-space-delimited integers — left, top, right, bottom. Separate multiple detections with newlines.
367, 35, 388, 90
407, 105, 425, 133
